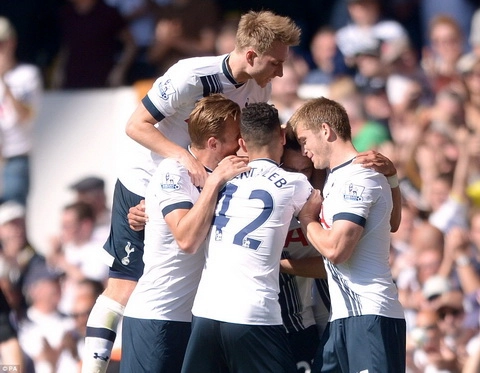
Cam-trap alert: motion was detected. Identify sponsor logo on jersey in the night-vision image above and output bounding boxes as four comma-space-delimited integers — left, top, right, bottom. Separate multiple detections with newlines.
160, 172, 180, 191
343, 182, 364, 201
159, 79, 176, 100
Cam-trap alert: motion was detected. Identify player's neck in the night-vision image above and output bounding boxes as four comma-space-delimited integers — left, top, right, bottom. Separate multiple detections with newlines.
247, 149, 281, 165
227, 50, 250, 84
190, 146, 217, 171
329, 142, 357, 170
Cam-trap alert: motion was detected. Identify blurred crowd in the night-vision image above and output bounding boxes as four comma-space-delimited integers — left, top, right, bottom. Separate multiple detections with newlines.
1, 0, 480, 372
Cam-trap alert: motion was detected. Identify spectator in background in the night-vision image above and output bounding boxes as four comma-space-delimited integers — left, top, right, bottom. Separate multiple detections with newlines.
147, 0, 220, 76
328, 76, 390, 152
469, 8, 480, 59
438, 214, 480, 343
408, 307, 461, 372
269, 62, 306, 124
52, 0, 137, 89
301, 26, 351, 92
418, 127, 471, 234
0, 16, 43, 206
336, 0, 408, 68
104, 0, 170, 84
396, 221, 445, 328
48, 201, 109, 315
341, 90, 391, 152
17, 271, 71, 373
0, 201, 50, 324
69, 176, 111, 245
0, 287, 24, 369
434, 290, 476, 366
214, 17, 239, 56
421, 14, 465, 93
350, 39, 393, 128
57, 279, 105, 373
457, 53, 480, 135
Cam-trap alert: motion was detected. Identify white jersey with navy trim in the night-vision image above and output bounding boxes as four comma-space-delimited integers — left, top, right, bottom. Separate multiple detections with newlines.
118, 54, 271, 196
124, 158, 205, 322
320, 160, 404, 321
280, 217, 320, 333
192, 159, 312, 325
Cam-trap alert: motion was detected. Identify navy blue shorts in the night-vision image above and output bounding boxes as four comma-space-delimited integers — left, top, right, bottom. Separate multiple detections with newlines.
120, 317, 191, 373
288, 324, 319, 372
312, 315, 406, 373
181, 316, 297, 373
103, 179, 145, 281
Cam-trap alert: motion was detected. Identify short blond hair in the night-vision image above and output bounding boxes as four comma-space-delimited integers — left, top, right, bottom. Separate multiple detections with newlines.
288, 97, 352, 141
188, 94, 240, 148
235, 11, 301, 54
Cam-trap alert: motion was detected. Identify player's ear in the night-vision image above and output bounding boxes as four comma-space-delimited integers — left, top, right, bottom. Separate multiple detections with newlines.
322, 122, 334, 141
206, 137, 217, 150
239, 138, 247, 153
246, 49, 257, 65
280, 126, 286, 146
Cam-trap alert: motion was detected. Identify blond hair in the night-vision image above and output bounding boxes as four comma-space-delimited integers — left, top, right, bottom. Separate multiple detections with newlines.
188, 94, 240, 148
235, 11, 301, 54
288, 97, 352, 141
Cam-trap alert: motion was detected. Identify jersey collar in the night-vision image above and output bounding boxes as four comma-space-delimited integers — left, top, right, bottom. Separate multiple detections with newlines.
330, 157, 355, 173
188, 145, 213, 173
223, 55, 245, 88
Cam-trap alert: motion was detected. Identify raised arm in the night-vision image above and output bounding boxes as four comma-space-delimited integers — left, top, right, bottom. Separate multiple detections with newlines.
125, 102, 207, 186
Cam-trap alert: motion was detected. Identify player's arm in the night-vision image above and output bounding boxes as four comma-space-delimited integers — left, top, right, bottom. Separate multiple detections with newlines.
165, 156, 249, 254
298, 189, 364, 264
280, 256, 327, 278
354, 150, 402, 232
128, 200, 148, 231
125, 103, 207, 187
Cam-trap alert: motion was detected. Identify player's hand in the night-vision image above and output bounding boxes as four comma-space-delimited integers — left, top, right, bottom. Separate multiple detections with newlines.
209, 155, 250, 185
178, 151, 208, 187
354, 150, 396, 177
128, 200, 148, 231
298, 189, 323, 225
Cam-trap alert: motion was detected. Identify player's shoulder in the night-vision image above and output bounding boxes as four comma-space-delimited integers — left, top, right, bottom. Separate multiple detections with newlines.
150, 158, 190, 193
153, 158, 186, 181
172, 55, 224, 76
346, 163, 387, 187
158, 157, 186, 173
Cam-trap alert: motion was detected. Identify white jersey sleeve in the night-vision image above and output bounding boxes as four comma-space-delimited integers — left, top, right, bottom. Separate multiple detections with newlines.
124, 158, 205, 321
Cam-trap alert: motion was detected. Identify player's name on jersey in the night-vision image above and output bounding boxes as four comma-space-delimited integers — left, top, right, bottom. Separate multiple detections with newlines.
234, 167, 287, 188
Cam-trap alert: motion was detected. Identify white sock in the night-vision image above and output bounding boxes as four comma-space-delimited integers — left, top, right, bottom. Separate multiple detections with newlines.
81, 295, 125, 373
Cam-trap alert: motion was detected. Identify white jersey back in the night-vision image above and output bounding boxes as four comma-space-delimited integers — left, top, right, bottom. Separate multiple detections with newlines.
192, 159, 312, 325
118, 54, 270, 196
124, 158, 204, 321
320, 160, 404, 321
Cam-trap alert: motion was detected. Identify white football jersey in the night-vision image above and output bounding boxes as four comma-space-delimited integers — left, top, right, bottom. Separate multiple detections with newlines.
118, 54, 270, 196
192, 159, 312, 325
320, 160, 404, 321
280, 217, 321, 333
124, 157, 205, 321
0, 63, 42, 158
